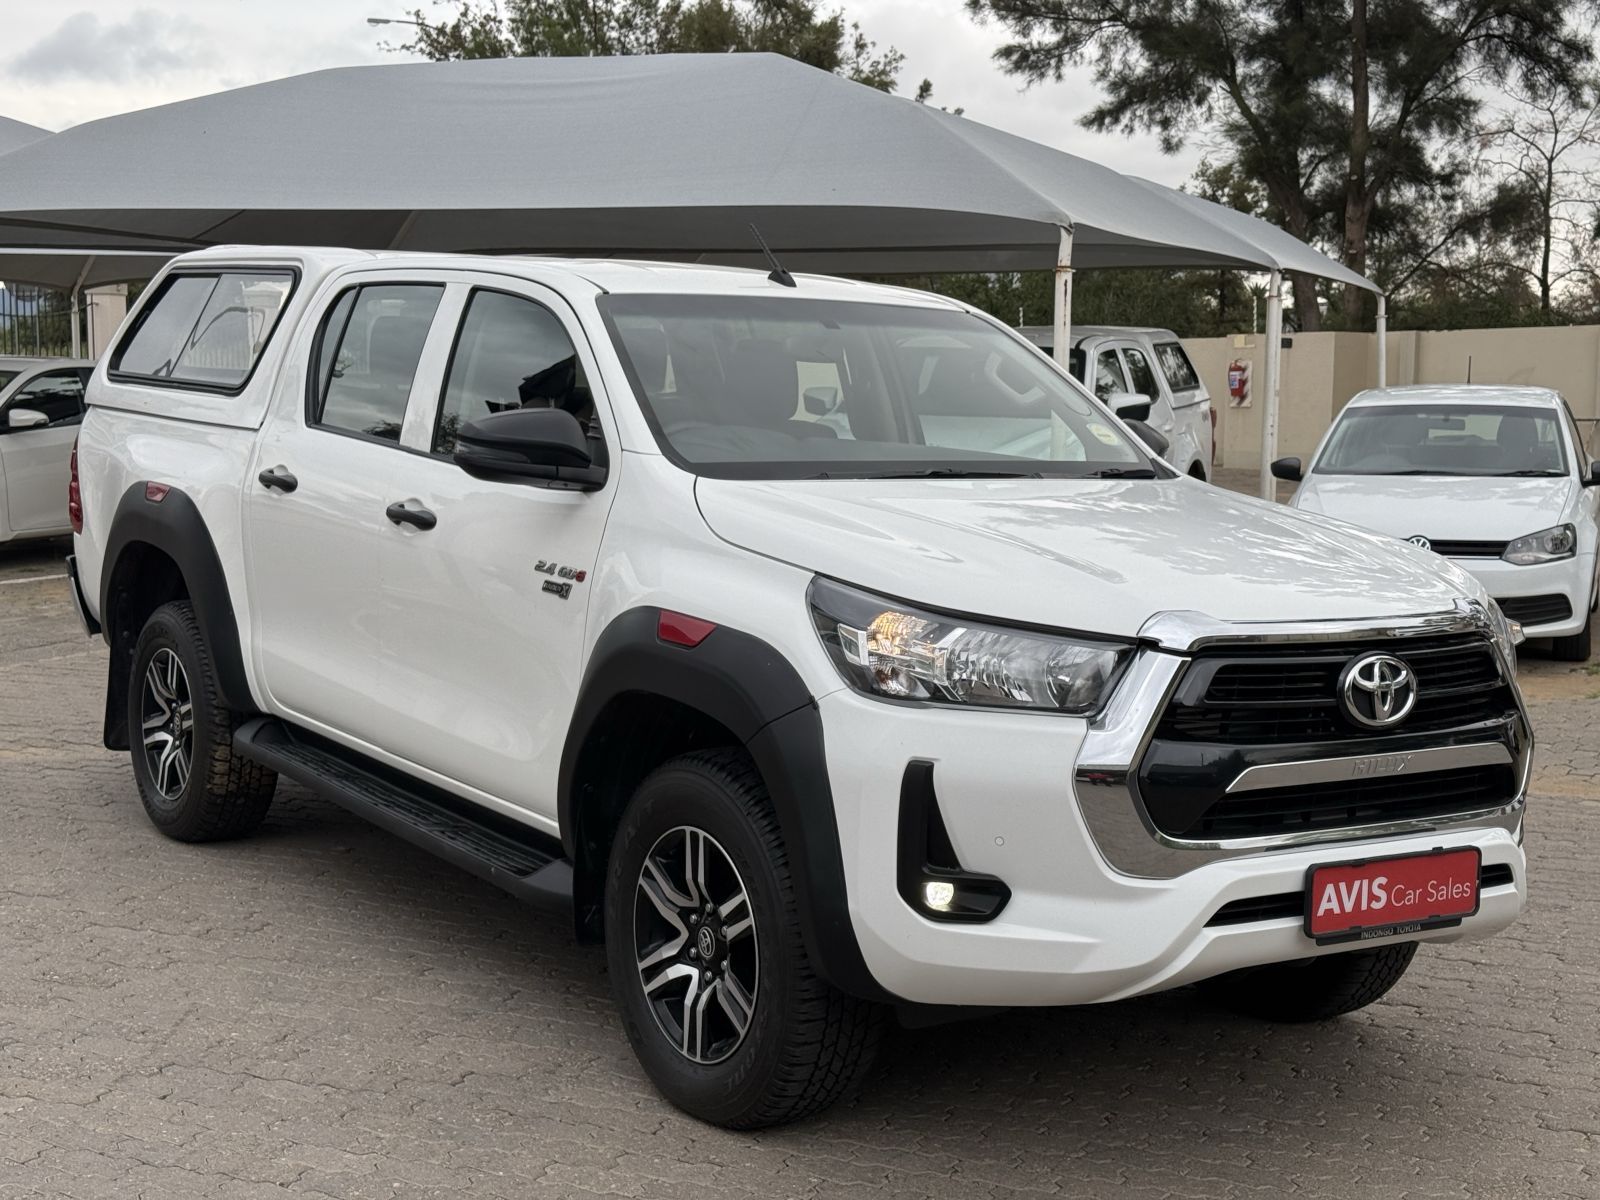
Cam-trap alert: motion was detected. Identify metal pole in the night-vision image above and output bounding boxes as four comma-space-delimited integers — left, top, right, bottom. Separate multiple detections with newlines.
1258, 270, 1284, 500
1052, 226, 1073, 368
1376, 292, 1388, 388
72, 258, 95, 359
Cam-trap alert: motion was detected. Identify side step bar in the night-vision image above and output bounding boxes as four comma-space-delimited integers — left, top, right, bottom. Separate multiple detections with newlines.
235, 717, 573, 915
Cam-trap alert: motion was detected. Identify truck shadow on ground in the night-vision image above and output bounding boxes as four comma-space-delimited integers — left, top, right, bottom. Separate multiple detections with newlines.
232, 780, 1510, 1182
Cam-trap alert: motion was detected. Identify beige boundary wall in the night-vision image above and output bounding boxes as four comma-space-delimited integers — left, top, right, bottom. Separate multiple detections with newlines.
1185, 325, 1600, 470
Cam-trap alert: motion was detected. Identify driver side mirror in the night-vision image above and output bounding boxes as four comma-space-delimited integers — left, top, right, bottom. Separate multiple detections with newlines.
1105, 391, 1152, 423
1584, 460, 1600, 487
5, 407, 48, 431
453, 407, 605, 490
1126, 419, 1169, 458
1270, 456, 1303, 482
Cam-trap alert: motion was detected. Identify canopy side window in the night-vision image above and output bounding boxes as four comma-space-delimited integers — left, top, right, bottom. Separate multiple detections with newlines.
110, 270, 297, 394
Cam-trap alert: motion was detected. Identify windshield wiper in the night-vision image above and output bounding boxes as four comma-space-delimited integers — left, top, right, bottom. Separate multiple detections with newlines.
1083, 467, 1159, 479
1493, 469, 1564, 477
837, 467, 1046, 480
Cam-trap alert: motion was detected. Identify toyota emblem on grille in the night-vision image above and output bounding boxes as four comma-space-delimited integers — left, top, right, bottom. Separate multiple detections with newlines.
1407, 535, 1432, 550
1339, 653, 1417, 728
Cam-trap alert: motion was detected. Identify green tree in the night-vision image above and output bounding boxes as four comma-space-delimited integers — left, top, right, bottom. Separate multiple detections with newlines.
964, 0, 1593, 330
391, 0, 906, 91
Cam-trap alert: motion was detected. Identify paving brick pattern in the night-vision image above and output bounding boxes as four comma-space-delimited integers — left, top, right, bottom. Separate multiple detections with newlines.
1, 546, 1597, 1199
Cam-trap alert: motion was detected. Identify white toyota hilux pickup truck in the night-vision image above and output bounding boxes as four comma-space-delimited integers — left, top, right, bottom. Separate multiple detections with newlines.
69, 247, 1530, 1128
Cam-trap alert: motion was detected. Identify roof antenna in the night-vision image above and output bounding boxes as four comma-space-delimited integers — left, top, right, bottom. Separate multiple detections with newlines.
749, 223, 797, 288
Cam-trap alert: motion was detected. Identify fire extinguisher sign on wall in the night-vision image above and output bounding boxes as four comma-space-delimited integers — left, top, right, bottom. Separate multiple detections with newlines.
1228, 358, 1252, 408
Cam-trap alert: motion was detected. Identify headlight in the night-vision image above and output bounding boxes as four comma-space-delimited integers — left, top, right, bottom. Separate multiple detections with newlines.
1502, 523, 1576, 564
1486, 599, 1522, 674
808, 578, 1131, 714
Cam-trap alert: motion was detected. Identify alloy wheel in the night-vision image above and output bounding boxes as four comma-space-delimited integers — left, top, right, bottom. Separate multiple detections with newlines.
633, 825, 759, 1064
140, 647, 194, 801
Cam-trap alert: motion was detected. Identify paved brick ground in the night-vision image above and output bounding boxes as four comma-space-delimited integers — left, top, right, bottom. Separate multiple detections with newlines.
1, 538, 1597, 1199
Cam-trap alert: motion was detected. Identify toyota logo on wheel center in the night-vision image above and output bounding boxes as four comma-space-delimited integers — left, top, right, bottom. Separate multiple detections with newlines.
1339, 652, 1417, 728
1406, 534, 1431, 550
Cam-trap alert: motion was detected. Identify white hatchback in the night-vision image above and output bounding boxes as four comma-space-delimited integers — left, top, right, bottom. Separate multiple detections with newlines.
0, 357, 94, 543
1281, 384, 1600, 659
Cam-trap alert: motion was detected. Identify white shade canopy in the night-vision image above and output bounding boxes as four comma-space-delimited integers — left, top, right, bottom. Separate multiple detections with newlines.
0, 54, 1372, 288
0, 115, 48, 157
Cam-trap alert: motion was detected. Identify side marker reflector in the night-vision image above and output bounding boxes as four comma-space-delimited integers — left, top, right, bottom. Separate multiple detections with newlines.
658, 611, 717, 648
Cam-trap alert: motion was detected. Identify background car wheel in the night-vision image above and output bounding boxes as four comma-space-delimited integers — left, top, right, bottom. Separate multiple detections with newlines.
1198, 942, 1418, 1022
604, 748, 884, 1129
128, 600, 276, 842
1552, 609, 1592, 662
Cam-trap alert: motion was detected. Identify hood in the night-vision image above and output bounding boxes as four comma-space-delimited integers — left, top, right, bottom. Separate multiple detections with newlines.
1292, 474, 1574, 542
695, 476, 1480, 638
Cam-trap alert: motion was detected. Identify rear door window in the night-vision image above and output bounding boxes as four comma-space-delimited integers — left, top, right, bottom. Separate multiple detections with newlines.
310, 284, 444, 443
112, 270, 295, 391
1153, 341, 1202, 395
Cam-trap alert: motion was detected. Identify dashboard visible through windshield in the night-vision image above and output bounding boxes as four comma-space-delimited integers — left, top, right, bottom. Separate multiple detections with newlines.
599, 295, 1158, 481
1315, 405, 1570, 477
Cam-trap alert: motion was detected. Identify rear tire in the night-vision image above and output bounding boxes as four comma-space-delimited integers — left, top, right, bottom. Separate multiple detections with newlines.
604, 748, 884, 1128
1198, 942, 1418, 1022
128, 600, 276, 842
1552, 609, 1592, 662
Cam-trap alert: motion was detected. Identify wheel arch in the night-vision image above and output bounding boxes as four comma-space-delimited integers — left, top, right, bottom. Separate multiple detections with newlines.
559, 607, 892, 1002
99, 483, 252, 750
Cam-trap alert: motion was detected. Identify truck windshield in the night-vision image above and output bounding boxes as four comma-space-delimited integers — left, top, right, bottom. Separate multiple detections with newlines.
599, 295, 1154, 480
1316, 405, 1568, 477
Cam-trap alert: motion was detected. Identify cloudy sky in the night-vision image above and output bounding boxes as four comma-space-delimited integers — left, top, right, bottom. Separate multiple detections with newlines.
3, 1, 1204, 186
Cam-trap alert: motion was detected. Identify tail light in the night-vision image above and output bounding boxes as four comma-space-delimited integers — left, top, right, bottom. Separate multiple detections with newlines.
68, 437, 83, 534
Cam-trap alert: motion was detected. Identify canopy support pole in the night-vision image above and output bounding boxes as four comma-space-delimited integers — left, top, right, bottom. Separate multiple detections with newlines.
1258, 270, 1284, 501
1376, 293, 1388, 387
1052, 227, 1073, 368
69, 257, 93, 360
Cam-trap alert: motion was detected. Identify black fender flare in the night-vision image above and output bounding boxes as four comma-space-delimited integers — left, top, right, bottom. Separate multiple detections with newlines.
99, 482, 254, 747
558, 607, 893, 1003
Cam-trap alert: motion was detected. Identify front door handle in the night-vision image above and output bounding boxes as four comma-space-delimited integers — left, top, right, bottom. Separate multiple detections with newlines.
385, 499, 437, 531
258, 466, 298, 493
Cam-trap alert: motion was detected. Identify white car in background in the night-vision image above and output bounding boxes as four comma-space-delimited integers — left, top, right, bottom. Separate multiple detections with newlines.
1020, 325, 1215, 480
1280, 384, 1600, 659
0, 357, 94, 543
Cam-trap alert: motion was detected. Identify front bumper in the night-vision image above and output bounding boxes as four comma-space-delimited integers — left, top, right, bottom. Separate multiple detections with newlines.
1459, 553, 1594, 637
818, 603, 1529, 1008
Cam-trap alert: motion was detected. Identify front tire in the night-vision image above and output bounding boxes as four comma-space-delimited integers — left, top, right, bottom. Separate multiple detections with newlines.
1552, 608, 1592, 662
128, 600, 276, 841
604, 748, 883, 1128
1198, 942, 1418, 1022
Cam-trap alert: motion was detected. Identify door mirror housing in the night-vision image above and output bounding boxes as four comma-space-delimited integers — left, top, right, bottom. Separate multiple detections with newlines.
5, 407, 48, 431
1125, 419, 1169, 458
1270, 456, 1303, 482
1584, 460, 1600, 487
1105, 392, 1152, 423
452, 407, 605, 490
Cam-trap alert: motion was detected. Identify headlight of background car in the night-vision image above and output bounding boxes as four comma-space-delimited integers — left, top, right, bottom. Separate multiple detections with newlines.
809, 578, 1130, 714
1502, 523, 1576, 565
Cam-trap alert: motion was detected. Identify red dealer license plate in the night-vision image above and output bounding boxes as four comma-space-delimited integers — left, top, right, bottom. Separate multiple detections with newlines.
1304, 847, 1481, 943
